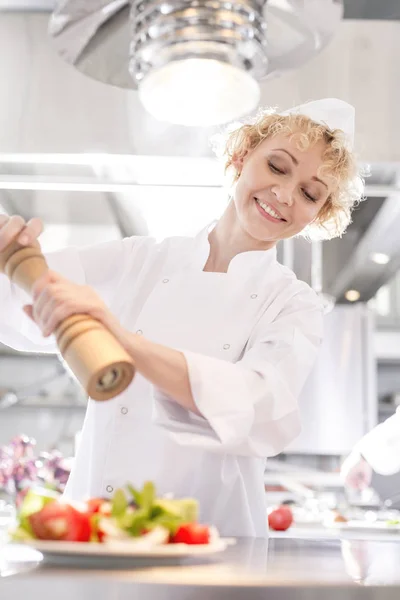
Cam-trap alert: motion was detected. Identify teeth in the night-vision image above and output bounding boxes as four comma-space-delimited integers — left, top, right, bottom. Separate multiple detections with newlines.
255, 198, 282, 220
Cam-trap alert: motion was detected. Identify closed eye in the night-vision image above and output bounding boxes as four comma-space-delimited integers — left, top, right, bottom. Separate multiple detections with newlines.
268, 161, 285, 175
269, 159, 318, 202
302, 189, 317, 203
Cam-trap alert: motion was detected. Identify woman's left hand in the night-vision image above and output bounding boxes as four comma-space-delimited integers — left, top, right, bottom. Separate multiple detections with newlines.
24, 271, 126, 342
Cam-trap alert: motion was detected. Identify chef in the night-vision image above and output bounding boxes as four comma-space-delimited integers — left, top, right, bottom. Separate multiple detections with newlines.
0, 99, 362, 537
341, 409, 400, 492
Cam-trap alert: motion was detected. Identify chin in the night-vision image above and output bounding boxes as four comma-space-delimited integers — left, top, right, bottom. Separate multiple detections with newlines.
244, 219, 279, 245
242, 211, 281, 244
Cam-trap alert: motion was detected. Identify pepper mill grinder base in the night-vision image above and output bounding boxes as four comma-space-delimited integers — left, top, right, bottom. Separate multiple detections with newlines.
60, 323, 135, 401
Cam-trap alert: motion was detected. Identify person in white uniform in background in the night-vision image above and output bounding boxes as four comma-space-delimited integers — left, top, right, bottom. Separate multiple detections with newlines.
341, 408, 400, 491
0, 98, 362, 537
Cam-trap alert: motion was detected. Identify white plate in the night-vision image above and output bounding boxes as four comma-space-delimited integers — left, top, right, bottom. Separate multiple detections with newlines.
327, 520, 400, 533
16, 538, 235, 568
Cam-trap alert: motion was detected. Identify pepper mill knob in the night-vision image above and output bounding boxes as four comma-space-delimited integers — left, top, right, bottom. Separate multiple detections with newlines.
0, 240, 135, 400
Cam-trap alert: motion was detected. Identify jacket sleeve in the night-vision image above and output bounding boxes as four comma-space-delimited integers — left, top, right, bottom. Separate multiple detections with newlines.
356, 408, 400, 475
0, 236, 148, 354
153, 286, 323, 457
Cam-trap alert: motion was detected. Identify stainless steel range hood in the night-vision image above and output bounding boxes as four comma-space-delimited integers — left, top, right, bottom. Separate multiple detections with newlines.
326, 193, 400, 303
48, 0, 343, 87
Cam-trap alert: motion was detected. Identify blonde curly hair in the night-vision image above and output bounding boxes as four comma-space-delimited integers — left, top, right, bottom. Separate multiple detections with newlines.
215, 109, 364, 241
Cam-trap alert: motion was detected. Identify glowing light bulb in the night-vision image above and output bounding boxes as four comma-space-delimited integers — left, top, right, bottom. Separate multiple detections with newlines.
345, 290, 360, 302
138, 59, 260, 127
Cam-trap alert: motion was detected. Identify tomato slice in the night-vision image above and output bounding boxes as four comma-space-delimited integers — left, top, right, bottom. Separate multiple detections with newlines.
86, 498, 111, 517
86, 498, 104, 515
171, 523, 210, 545
29, 501, 91, 542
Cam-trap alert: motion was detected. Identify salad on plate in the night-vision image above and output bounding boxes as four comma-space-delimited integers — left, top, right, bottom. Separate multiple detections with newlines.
10, 481, 218, 548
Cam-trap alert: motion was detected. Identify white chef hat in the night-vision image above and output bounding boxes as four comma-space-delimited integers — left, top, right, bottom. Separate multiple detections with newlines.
281, 98, 355, 149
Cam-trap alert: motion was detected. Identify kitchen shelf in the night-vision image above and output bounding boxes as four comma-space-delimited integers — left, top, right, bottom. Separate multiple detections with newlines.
264, 471, 342, 488
4, 403, 86, 411
0, 343, 56, 357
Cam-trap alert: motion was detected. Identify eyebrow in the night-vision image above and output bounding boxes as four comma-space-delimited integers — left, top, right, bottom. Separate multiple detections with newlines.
272, 148, 328, 189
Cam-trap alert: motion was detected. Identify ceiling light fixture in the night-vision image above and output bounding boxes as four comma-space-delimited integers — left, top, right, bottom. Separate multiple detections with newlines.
370, 252, 390, 265
130, 0, 268, 128
49, 0, 344, 126
345, 290, 361, 302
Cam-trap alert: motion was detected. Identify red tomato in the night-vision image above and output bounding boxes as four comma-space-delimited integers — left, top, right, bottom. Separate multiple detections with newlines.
90, 516, 106, 543
171, 523, 210, 545
268, 506, 293, 531
29, 501, 91, 542
86, 498, 103, 515
86, 498, 111, 515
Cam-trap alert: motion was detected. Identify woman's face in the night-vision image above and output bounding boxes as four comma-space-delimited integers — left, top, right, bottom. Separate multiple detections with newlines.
233, 132, 334, 244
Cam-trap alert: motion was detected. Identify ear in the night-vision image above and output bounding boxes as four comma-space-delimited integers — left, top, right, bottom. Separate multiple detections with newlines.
232, 152, 246, 174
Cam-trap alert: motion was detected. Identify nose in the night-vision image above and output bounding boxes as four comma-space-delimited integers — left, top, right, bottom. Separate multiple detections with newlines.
271, 183, 294, 207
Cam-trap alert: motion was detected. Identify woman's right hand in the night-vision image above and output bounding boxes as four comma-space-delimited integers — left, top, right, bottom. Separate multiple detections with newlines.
0, 214, 44, 252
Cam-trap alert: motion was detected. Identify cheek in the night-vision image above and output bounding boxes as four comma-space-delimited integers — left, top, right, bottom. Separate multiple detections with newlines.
293, 202, 322, 229
233, 177, 249, 208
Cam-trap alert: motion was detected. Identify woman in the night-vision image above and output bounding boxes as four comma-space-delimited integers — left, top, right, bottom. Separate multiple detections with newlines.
0, 98, 362, 537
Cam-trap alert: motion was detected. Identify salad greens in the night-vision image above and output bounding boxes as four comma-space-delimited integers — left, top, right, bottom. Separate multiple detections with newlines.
12, 487, 59, 541
11, 482, 200, 542
111, 482, 198, 537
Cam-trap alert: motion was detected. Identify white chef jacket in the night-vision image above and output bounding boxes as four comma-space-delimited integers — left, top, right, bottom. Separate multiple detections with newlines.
356, 408, 400, 476
0, 224, 323, 537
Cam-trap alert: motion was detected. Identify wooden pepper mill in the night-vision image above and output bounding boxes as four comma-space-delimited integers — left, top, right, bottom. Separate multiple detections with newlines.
0, 239, 135, 401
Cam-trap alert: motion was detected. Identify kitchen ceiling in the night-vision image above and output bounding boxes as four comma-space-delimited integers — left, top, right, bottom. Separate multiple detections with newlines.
3, 0, 400, 19
343, 0, 400, 20
0, 3, 399, 304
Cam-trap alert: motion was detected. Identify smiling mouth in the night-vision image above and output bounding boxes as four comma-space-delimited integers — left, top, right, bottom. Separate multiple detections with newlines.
254, 197, 286, 221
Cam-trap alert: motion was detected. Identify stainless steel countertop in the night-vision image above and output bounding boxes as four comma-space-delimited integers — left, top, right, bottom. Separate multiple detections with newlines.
1, 537, 400, 600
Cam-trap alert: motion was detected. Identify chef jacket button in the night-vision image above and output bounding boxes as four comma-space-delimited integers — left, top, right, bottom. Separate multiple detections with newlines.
136, 329, 143, 335
106, 485, 113, 493
251, 294, 258, 299
162, 278, 169, 283
223, 344, 230, 350
121, 406, 128, 415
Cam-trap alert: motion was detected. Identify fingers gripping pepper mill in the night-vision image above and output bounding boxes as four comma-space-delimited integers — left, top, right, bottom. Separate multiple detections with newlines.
0, 239, 135, 400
